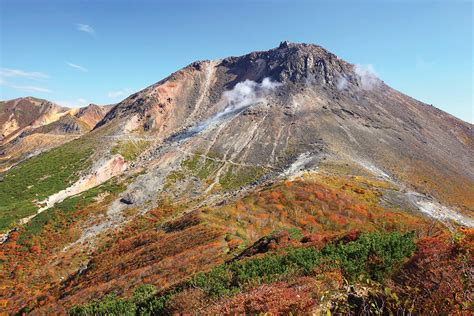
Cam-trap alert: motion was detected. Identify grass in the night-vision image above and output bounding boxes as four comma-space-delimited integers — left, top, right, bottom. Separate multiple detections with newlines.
170, 152, 266, 192
218, 165, 265, 191
111, 140, 149, 161
0, 139, 94, 232
181, 152, 224, 181
163, 170, 186, 189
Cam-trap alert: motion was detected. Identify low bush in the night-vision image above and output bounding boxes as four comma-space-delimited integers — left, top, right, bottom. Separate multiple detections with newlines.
69, 284, 171, 316
190, 231, 415, 297
69, 231, 416, 314
321, 231, 416, 281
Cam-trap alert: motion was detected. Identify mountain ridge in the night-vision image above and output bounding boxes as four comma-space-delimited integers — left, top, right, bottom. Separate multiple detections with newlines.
0, 97, 113, 171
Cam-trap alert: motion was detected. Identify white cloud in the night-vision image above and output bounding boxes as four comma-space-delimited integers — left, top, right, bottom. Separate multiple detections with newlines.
76, 24, 95, 35
66, 62, 88, 72
12, 85, 51, 93
1, 81, 51, 93
354, 64, 380, 90
107, 88, 131, 98
0, 68, 49, 80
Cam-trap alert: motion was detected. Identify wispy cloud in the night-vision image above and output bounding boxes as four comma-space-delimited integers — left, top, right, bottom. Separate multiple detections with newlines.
66, 62, 88, 72
76, 23, 95, 35
13, 85, 51, 93
0, 67, 51, 94
1, 81, 51, 93
0, 68, 49, 80
107, 88, 131, 98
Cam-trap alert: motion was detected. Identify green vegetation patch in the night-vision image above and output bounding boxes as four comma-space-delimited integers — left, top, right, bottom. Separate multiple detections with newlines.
181, 152, 224, 181
190, 231, 415, 297
286, 227, 304, 240
69, 284, 171, 316
177, 152, 266, 191
69, 231, 415, 315
0, 139, 94, 232
219, 165, 265, 191
111, 140, 149, 161
18, 180, 123, 244
163, 170, 186, 190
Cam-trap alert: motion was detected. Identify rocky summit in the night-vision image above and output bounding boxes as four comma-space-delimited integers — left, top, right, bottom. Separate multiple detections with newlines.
1, 42, 473, 314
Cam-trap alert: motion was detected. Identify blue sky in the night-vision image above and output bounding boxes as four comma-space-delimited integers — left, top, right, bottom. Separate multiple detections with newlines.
0, 0, 472, 122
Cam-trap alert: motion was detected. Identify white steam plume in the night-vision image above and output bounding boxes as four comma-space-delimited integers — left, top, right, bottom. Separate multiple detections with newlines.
354, 64, 380, 90
336, 76, 348, 90
194, 78, 280, 132
171, 78, 281, 142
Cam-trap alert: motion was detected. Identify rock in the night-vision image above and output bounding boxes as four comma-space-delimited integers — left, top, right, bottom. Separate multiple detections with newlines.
120, 193, 135, 205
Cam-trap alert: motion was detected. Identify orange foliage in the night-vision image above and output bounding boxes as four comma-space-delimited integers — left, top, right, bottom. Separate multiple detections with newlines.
394, 232, 473, 314
29, 245, 41, 254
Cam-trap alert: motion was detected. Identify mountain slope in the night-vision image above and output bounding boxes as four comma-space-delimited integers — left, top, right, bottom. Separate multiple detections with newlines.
0, 97, 69, 142
0, 99, 112, 171
1, 42, 473, 314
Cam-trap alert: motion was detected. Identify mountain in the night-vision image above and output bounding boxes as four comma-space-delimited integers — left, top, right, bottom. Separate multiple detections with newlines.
75, 103, 114, 130
0, 98, 112, 171
1, 42, 473, 314
0, 97, 69, 142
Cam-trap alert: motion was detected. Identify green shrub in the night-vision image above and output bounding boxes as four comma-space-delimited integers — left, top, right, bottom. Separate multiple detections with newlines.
69, 232, 416, 314
18, 180, 123, 244
181, 152, 224, 181
287, 227, 304, 240
111, 140, 149, 162
190, 264, 234, 297
321, 231, 416, 281
69, 284, 171, 316
218, 165, 265, 191
190, 231, 415, 297
69, 293, 136, 316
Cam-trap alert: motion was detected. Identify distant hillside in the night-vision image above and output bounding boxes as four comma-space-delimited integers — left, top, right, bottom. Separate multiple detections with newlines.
0, 98, 112, 171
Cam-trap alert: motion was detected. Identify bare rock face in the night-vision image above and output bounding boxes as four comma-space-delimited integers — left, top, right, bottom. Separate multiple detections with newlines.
75, 104, 114, 129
